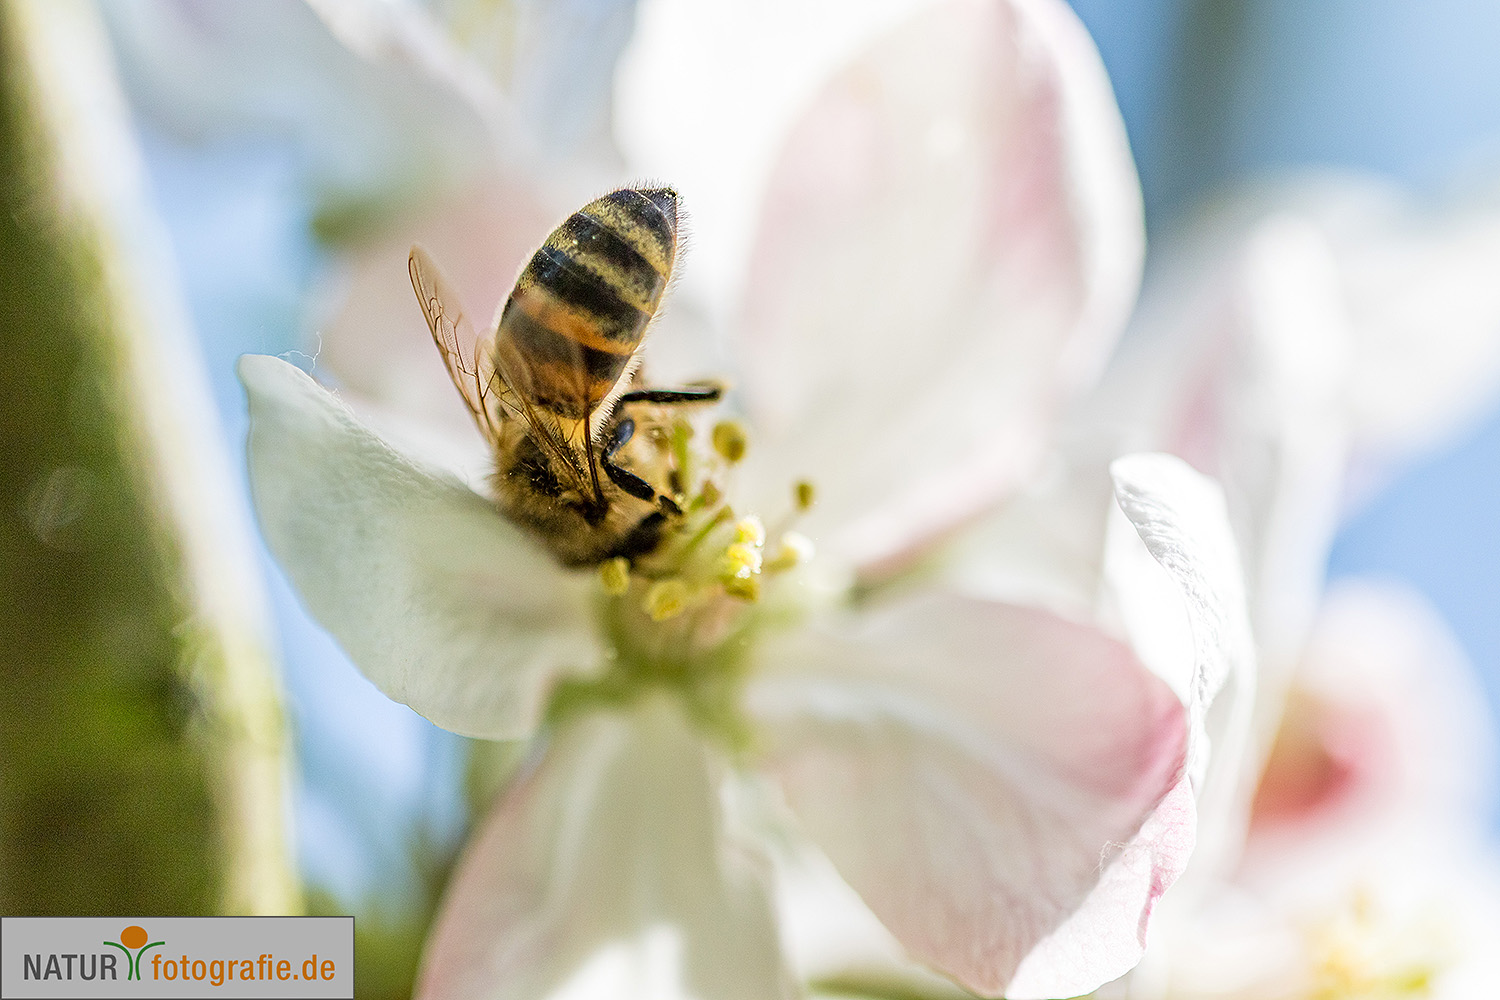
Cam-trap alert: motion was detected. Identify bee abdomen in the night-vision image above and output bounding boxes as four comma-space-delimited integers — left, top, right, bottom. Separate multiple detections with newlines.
497, 187, 679, 418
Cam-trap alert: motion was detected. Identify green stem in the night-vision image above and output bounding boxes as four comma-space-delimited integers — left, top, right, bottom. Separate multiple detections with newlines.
0, 0, 296, 915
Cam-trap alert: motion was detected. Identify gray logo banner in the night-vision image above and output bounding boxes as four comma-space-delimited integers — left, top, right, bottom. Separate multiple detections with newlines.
0, 917, 353, 999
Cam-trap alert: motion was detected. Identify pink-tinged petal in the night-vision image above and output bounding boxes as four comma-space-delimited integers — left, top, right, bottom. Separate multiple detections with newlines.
1245, 580, 1496, 867
616, 0, 941, 322
1000, 456, 1256, 996
1142, 585, 1500, 1000
418, 699, 793, 1000
745, 592, 1186, 996
240, 354, 599, 739
1007, 776, 1196, 998
732, 0, 1143, 569
1247, 686, 1388, 832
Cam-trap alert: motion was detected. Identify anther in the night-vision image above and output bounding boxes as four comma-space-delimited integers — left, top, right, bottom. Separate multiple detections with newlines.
794, 480, 816, 510
644, 578, 689, 621
599, 557, 631, 596
724, 542, 763, 576
712, 421, 748, 463
733, 515, 765, 547
764, 531, 814, 573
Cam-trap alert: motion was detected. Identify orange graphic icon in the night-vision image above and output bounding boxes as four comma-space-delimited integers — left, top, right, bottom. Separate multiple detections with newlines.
103, 925, 163, 980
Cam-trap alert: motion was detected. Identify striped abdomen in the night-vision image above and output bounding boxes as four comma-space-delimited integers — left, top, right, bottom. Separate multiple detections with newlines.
494, 187, 678, 419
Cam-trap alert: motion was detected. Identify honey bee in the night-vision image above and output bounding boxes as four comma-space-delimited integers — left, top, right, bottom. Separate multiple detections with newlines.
409, 186, 719, 566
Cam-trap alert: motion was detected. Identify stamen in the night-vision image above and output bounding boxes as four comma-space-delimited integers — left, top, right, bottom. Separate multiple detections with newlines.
681, 504, 734, 558
719, 520, 765, 602
670, 419, 694, 457
723, 574, 761, 602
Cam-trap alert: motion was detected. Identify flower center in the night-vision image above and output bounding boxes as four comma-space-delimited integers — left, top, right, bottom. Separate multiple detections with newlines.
545, 415, 815, 743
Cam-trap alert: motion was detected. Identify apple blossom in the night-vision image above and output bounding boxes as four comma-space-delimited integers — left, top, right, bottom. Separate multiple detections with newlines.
241, 355, 1248, 1000
231, 0, 1261, 997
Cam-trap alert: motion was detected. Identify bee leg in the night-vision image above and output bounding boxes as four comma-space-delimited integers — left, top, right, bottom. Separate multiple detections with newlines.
582, 406, 606, 514
617, 384, 723, 406
601, 418, 656, 502
610, 512, 667, 560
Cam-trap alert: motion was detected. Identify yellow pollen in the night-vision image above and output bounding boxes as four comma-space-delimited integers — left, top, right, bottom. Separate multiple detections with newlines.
733, 515, 765, 546
724, 542, 762, 577
644, 579, 689, 621
712, 421, 748, 463
794, 480, 816, 510
598, 557, 631, 596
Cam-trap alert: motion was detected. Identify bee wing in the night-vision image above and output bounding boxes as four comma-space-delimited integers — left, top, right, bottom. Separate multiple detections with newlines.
409, 245, 504, 440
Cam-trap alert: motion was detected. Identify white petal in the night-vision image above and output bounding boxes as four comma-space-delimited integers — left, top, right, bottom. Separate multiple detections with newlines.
616, 0, 938, 329
1164, 216, 1349, 653
101, 0, 495, 207
940, 438, 1119, 619
1104, 454, 1258, 892
417, 698, 793, 1000
467, 0, 639, 162
746, 592, 1186, 996
1165, 176, 1500, 471
730, 0, 1143, 569
239, 353, 599, 740
312, 0, 637, 168
952, 208, 1354, 692
1339, 200, 1500, 464
1108, 454, 1255, 788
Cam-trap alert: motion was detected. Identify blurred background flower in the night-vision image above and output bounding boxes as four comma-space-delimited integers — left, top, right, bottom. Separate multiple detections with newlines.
7, 0, 1500, 997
